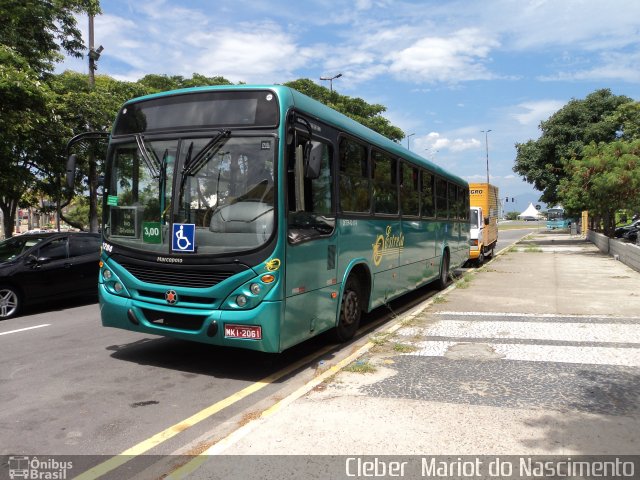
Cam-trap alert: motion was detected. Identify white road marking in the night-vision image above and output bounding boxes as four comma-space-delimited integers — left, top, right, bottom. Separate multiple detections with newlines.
435, 311, 639, 319
402, 312, 640, 367
408, 340, 640, 367
414, 320, 640, 344
0, 324, 50, 336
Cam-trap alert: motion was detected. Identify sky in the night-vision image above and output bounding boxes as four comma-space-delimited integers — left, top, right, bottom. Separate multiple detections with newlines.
58, 0, 640, 211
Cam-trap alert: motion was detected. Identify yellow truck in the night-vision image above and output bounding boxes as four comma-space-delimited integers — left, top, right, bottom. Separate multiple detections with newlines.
468, 183, 499, 265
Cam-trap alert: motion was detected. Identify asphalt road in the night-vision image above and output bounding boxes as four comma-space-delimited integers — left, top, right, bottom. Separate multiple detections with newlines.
0, 228, 533, 467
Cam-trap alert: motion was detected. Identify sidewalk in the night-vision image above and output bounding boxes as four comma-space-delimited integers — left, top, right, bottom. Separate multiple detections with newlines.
175, 232, 640, 476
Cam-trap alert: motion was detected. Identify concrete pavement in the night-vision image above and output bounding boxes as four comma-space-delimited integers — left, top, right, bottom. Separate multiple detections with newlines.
171, 232, 640, 477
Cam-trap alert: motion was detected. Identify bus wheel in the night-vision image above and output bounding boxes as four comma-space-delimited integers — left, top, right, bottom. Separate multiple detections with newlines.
476, 250, 485, 266
335, 276, 361, 342
437, 252, 450, 290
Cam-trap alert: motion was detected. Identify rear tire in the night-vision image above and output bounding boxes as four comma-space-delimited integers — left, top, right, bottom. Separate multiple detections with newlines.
334, 276, 362, 342
0, 285, 21, 320
437, 251, 450, 290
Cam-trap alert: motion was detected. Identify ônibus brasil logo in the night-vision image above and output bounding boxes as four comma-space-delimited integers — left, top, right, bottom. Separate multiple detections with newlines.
7, 456, 73, 479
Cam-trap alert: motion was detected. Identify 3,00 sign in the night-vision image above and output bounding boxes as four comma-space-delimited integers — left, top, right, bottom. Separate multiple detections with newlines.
142, 222, 161, 244
144, 225, 159, 236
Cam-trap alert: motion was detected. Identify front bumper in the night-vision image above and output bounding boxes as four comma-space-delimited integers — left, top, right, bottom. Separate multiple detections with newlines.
99, 285, 283, 352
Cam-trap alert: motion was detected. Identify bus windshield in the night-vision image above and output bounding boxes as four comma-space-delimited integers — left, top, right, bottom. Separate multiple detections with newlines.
547, 208, 564, 221
105, 134, 276, 255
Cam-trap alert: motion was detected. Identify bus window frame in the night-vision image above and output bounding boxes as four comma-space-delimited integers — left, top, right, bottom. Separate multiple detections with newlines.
400, 161, 420, 219
337, 133, 372, 217
371, 147, 399, 217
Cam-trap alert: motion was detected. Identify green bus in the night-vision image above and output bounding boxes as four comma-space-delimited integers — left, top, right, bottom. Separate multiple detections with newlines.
95, 85, 469, 352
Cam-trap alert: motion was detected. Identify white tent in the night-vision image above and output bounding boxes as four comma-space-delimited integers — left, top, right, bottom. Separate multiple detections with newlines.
518, 202, 542, 219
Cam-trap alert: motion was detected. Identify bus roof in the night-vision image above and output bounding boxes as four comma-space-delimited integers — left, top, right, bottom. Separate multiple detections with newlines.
123, 84, 467, 186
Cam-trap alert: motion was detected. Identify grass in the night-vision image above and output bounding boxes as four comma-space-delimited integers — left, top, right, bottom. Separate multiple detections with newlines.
344, 360, 377, 374
523, 243, 543, 253
498, 224, 544, 231
393, 343, 418, 353
432, 295, 447, 304
455, 274, 474, 289
370, 334, 390, 346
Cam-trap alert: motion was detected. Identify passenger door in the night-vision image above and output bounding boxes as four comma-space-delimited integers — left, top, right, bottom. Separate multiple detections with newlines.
283, 116, 339, 349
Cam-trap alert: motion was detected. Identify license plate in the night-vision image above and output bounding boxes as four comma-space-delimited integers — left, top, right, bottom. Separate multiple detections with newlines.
224, 324, 262, 340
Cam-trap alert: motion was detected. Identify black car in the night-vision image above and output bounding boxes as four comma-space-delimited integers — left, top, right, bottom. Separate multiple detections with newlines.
614, 219, 640, 238
0, 232, 101, 319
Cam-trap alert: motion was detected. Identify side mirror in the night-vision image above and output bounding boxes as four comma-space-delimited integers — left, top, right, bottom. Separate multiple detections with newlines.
66, 154, 77, 189
24, 254, 38, 266
303, 141, 322, 180
484, 217, 490, 226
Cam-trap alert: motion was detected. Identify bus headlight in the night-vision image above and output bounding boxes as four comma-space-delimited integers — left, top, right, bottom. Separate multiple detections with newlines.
103, 269, 113, 281
114, 282, 124, 293
221, 274, 279, 310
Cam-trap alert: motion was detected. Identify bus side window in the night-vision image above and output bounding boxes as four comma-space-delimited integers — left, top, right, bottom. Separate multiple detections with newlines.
288, 134, 335, 243
372, 149, 398, 215
338, 137, 369, 213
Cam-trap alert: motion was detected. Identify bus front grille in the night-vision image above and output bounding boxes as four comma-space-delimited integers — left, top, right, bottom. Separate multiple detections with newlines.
137, 290, 216, 305
141, 309, 206, 331
121, 263, 235, 288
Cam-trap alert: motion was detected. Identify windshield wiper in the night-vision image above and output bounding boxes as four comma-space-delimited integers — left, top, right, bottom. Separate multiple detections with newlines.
178, 130, 231, 209
182, 129, 230, 177
134, 134, 160, 178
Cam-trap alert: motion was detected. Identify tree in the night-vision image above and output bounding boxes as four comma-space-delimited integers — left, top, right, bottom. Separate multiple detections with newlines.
137, 73, 232, 93
0, 45, 53, 236
0, 0, 100, 236
513, 89, 632, 204
0, 0, 99, 76
48, 71, 150, 231
284, 79, 404, 142
559, 139, 640, 236
605, 101, 640, 140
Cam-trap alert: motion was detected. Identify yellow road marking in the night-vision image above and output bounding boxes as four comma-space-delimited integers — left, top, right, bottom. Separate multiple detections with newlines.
167, 295, 442, 479
76, 272, 459, 480
73, 346, 334, 480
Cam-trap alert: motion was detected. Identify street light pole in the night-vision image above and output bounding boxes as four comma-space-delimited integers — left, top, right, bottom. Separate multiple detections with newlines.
87, 15, 104, 88
319, 73, 342, 93
407, 133, 415, 150
481, 129, 492, 184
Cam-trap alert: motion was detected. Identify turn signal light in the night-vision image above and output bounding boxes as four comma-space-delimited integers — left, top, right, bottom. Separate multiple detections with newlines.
261, 274, 276, 283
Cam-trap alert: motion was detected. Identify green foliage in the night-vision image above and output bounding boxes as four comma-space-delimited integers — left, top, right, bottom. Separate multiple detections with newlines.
137, 73, 233, 93
514, 89, 632, 204
505, 211, 520, 220
284, 79, 405, 142
605, 101, 640, 140
0, 0, 99, 75
559, 139, 640, 236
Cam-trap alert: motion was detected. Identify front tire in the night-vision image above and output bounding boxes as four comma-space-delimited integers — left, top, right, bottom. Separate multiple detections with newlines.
0, 285, 21, 320
334, 276, 362, 342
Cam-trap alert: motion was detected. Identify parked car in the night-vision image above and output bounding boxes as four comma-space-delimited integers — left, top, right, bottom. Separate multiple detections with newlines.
614, 219, 640, 238
0, 232, 101, 320
622, 224, 640, 243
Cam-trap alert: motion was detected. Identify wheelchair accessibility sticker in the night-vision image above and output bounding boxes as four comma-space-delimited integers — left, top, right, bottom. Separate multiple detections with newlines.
172, 223, 195, 252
